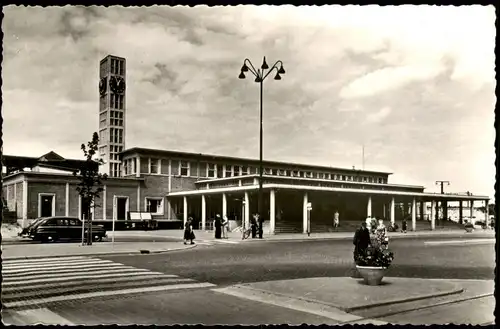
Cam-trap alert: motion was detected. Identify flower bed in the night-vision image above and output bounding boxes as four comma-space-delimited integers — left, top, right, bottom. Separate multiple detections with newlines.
355, 245, 395, 268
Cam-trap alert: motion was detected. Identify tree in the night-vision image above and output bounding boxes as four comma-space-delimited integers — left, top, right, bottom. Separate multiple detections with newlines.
73, 132, 107, 245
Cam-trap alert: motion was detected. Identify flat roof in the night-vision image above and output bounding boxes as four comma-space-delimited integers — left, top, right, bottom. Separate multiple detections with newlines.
120, 147, 393, 176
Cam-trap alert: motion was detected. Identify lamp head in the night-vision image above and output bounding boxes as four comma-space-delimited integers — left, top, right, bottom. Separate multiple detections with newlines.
278, 65, 286, 74
261, 56, 269, 70
239, 72, 246, 79
241, 63, 249, 72
274, 72, 281, 80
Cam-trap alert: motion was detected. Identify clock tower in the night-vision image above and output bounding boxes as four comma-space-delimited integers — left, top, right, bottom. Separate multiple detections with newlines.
98, 55, 126, 178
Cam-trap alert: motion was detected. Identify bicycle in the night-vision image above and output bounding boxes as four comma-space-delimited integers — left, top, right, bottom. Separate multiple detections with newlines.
242, 226, 252, 240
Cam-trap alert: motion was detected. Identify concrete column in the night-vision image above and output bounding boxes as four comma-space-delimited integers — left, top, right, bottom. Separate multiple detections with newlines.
65, 182, 70, 217
137, 185, 141, 211
269, 189, 276, 235
485, 200, 489, 227
102, 185, 107, 220
470, 200, 474, 223
22, 180, 28, 227
459, 200, 463, 224
183, 196, 188, 227
244, 192, 250, 229
430, 200, 436, 230
136, 157, 141, 178
367, 196, 372, 217
303, 192, 308, 234
222, 193, 227, 219
201, 195, 206, 230
390, 197, 395, 224
411, 197, 416, 231
167, 160, 172, 219
383, 203, 386, 220
435, 201, 439, 222
420, 201, 425, 221
443, 200, 448, 221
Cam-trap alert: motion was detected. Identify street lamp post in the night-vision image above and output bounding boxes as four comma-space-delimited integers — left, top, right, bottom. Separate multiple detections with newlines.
239, 57, 285, 238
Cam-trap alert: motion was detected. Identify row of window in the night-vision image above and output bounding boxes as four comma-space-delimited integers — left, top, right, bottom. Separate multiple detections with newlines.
110, 59, 124, 76
109, 128, 124, 144
122, 157, 387, 184
110, 163, 121, 178
110, 94, 124, 110
110, 110, 124, 127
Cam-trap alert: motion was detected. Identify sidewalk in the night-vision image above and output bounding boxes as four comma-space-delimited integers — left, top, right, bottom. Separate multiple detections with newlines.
213, 276, 494, 324
1, 241, 196, 260
109, 228, 495, 242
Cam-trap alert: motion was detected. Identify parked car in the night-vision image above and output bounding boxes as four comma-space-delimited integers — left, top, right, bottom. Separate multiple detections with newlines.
19, 216, 107, 243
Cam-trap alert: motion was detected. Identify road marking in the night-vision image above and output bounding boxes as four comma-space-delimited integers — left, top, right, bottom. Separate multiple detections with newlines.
2, 266, 155, 280
213, 285, 384, 324
2, 256, 88, 264
213, 239, 240, 244
2, 276, 194, 293
424, 239, 495, 246
2, 262, 123, 275
11, 308, 74, 325
2, 263, 127, 276
2, 259, 117, 270
4, 283, 216, 309
3, 271, 173, 286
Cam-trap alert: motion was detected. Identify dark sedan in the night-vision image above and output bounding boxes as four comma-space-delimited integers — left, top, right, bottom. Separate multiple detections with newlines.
19, 216, 107, 243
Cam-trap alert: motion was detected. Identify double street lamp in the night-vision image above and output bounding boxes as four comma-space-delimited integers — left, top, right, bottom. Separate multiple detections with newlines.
239, 57, 285, 236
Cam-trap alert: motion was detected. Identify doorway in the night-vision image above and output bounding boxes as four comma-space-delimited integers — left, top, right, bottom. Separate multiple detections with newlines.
116, 197, 128, 220
39, 194, 55, 218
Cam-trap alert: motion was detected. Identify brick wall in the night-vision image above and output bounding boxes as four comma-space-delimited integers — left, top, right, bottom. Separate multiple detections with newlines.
171, 176, 198, 192
68, 184, 80, 217
105, 184, 140, 219
27, 182, 66, 219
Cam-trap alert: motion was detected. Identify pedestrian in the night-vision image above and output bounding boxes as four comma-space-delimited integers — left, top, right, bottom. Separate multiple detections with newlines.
184, 217, 195, 245
251, 214, 258, 238
214, 214, 222, 239
401, 217, 407, 233
375, 218, 388, 249
222, 215, 229, 239
258, 213, 264, 239
353, 221, 371, 263
333, 210, 340, 230
365, 216, 372, 232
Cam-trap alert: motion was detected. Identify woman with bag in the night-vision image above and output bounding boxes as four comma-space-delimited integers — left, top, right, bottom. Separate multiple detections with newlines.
184, 217, 195, 245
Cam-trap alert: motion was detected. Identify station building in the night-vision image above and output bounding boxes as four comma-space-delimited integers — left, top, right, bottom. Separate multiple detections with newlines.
1, 55, 491, 233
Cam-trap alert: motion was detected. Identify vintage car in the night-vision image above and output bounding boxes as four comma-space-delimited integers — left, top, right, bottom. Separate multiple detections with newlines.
19, 216, 107, 243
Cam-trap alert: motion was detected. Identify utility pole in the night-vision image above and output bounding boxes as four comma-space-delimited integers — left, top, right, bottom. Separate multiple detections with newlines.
362, 144, 365, 170
435, 181, 450, 194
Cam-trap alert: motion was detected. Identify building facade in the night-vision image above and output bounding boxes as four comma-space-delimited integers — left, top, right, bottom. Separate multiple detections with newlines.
1, 55, 491, 232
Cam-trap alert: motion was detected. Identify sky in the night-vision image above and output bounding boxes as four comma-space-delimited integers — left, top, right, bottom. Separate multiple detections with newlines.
2, 5, 496, 200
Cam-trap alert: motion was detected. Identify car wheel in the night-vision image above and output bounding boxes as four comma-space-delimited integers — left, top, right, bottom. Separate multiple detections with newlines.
93, 235, 102, 242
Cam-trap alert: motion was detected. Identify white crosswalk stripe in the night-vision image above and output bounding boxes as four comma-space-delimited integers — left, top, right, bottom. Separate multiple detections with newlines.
1, 256, 215, 309
196, 239, 241, 246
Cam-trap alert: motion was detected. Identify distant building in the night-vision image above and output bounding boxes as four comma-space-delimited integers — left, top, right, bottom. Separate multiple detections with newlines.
1, 55, 491, 232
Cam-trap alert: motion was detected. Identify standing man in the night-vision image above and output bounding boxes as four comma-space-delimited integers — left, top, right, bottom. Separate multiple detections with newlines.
353, 221, 370, 263
333, 210, 340, 230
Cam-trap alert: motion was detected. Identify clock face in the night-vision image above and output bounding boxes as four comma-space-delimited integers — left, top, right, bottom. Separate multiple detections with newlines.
99, 77, 107, 97
110, 76, 125, 94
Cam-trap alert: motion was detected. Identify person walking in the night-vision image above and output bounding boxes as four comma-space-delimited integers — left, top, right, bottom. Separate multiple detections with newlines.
214, 214, 222, 239
184, 217, 195, 245
353, 221, 370, 263
251, 214, 258, 238
401, 217, 408, 233
222, 215, 229, 239
333, 210, 340, 231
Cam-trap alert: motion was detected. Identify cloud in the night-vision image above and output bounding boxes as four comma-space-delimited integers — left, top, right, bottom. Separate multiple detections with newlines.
1, 5, 495, 200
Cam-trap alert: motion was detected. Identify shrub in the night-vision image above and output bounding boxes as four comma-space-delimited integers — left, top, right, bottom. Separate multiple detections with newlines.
355, 246, 395, 268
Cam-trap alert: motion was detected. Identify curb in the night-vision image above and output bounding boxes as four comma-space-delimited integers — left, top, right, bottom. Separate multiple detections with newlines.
235, 278, 464, 312
2, 244, 198, 261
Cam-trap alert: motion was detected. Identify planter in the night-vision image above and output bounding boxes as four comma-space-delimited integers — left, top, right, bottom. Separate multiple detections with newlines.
356, 265, 388, 286
464, 227, 474, 233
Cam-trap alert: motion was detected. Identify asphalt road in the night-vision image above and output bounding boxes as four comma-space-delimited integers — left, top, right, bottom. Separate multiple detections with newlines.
3, 236, 494, 325
100, 236, 495, 285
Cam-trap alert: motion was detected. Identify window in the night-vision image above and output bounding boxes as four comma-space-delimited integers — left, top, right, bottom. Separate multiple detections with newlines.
119, 60, 124, 75
291, 170, 300, 177
146, 198, 164, 215
180, 161, 190, 177
150, 158, 159, 174
234, 166, 241, 176
207, 163, 216, 178
119, 95, 124, 109
111, 59, 115, 75
242, 166, 250, 176
264, 168, 272, 175
303, 171, 313, 178
224, 165, 232, 178
378, 178, 382, 184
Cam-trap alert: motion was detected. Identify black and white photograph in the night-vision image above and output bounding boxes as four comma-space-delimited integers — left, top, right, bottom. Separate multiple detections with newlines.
1, 5, 495, 326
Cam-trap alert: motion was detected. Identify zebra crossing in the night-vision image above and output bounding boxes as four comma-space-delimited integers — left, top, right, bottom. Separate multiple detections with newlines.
195, 239, 241, 246
2, 256, 216, 309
